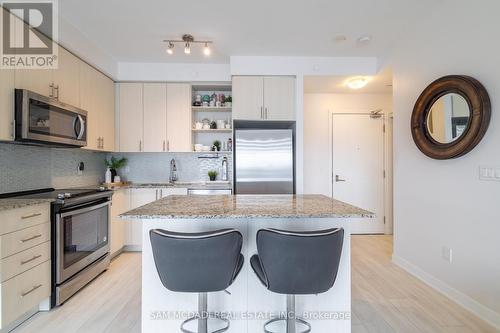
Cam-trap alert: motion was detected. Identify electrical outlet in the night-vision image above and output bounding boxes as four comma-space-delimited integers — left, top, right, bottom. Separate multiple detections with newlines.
479, 166, 500, 181
77, 162, 84, 175
442, 246, 452, 263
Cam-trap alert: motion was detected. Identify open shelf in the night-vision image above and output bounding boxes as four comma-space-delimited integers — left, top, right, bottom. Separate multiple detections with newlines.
192, 106, 232, 112
192, 129, 232, 133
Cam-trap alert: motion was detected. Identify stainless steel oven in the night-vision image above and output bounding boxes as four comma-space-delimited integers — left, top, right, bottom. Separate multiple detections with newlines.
15, 89, 87, 147
56, 201, 110, 284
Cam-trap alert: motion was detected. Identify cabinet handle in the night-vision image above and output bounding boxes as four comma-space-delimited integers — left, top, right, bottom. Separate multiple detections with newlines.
139, 140, 142, 152
261, 106, 263, 119
55, 85, 59, 99
167, 140, 170, 152
163, 140, 166, 152
265, 107, 268, 119
21, 254, 42, 265
101, 137, 104, 149
21, 284, 42, 297
21, 212, 42, 220
20, 234, 42, 243
49, 83, 54, 97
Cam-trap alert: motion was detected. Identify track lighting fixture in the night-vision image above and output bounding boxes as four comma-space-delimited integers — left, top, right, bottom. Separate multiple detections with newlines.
163, 34, 212, 56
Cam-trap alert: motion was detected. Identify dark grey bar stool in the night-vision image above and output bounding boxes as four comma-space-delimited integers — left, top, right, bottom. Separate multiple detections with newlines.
250, 227, 344, 333
150, 228, 244, 333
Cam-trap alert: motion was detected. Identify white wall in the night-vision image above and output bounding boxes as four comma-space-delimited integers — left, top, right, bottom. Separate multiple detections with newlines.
391, 1, 500, 328
304, 93, 392, 196
117, 63, 231, 82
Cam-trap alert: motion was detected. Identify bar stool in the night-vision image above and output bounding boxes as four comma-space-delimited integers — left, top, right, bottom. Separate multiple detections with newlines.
250, 228, 344, 333
150, 228, 244, 333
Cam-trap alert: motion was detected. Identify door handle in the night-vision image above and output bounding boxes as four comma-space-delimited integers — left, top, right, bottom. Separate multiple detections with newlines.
335, 175, 346, 182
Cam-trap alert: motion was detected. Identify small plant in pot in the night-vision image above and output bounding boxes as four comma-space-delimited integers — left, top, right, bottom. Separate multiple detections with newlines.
104, 156, 127, 182
212, 140, 221, 151
208, 170, 218, 181
225, 95, 232, 107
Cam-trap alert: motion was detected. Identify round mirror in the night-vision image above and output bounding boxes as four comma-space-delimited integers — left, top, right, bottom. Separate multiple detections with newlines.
425, 93, 470, 144
411, 75, 491, 160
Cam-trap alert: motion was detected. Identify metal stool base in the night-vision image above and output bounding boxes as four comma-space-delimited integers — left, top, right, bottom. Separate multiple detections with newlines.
264, 317, 311, 333
181, 313, 230, 333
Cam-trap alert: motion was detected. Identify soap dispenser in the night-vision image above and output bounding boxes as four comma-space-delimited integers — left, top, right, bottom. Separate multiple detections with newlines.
221, 157, 228, 181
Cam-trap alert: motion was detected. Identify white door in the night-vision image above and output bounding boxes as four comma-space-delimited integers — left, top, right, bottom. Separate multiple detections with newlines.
232, 76, 264, 120
263, 77, 295, 120
331, 113, 385, 234
143, 83, 167, 152
166, 83, 191, 152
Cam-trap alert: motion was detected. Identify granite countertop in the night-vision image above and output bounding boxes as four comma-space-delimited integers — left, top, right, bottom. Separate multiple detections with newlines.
120, 194, 374, 220
106, 182, 232, 191
0, 198, 54, 212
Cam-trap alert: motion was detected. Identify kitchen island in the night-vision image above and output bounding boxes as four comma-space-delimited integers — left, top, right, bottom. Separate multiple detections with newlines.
121, 194, 373, 333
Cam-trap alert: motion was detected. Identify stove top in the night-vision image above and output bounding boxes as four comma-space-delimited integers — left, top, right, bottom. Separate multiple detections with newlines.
0, 187, 112, 205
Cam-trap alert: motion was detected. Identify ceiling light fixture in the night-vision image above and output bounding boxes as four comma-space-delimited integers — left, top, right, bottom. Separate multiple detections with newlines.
346, 77, 369, 89
163, 34, 213, 56
203, 42, 211, 56
166, 42, 174, 55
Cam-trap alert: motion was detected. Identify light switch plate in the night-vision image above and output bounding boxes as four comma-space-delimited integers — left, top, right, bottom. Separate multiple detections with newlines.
479, 166, 500, 181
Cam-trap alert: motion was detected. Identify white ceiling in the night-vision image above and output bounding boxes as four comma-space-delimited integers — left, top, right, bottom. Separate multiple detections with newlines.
304, 67, 393, 94
59, 0, 439, 64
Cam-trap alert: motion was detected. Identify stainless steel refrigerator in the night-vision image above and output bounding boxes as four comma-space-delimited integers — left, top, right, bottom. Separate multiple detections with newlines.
233, 121, 295, 194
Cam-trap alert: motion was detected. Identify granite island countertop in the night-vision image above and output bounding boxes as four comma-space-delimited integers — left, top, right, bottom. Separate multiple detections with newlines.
120, 194, 374, 220
103, 182, 232, 191
0, 198, 55, 212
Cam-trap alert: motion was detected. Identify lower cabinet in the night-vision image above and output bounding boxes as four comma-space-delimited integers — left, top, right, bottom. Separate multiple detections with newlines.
122, 187, 188, 251
110, 189, 130, 256
0, 203, 51, 330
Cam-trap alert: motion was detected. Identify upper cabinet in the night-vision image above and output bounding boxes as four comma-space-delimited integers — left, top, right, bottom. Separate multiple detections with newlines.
166, 83, 192, 152
117, 82, 192, 153
232, 76, 295, 121
118, 83, 144, 152
52, 48, 80, 107
143, 83, 167, 152
80, 63, 115, 151
0, 69, 15, 141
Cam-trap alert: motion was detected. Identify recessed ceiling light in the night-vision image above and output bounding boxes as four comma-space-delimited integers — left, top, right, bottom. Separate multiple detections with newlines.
346, 77, 369, 89
357, 35, 372, 44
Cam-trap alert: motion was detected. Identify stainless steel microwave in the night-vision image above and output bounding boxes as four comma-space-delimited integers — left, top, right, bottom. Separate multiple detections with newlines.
15, 89, 87, 147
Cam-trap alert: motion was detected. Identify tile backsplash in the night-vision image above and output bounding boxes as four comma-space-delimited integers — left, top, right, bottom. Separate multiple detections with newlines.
110, 152, 233, 183
0, 143, 106, 194
0, 143, 232, 195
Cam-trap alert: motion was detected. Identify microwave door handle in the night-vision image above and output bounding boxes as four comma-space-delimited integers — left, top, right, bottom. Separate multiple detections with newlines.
74, 115, 85, 140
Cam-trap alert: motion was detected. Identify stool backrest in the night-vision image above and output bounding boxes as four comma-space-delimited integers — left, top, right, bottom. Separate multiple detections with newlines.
150, 228, 243, 293
256, 228, 344, 295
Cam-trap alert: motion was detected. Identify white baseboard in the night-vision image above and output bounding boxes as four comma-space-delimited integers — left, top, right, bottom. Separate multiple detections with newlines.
392, 254, 500, 330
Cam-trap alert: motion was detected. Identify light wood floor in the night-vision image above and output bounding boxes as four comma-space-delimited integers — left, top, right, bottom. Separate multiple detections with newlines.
12, 236, 498, 333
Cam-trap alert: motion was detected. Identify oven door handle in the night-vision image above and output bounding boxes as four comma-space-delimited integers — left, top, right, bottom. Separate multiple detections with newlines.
59, 201, 110, 218
74, 115, 85, 140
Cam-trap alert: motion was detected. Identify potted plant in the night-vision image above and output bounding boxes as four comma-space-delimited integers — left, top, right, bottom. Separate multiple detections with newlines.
104, 156, 127, 183
212, 140, 221, 151
225, 95, 232, 107
208, 170, 218, 181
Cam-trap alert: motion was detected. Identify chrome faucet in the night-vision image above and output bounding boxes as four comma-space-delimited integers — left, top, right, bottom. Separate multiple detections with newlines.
169, 159, 178, 183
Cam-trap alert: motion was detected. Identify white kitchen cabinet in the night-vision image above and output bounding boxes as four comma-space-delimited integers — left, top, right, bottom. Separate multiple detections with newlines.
232, 76, 295, 120
263, 77, 295, 120
160, 187, 188, 198
143, 83, 167, 152
118, 83, 144, 152
126, 188, 157, 249
14, 67, 53, 98
110, 189, 130, 256
0, 68, 15, 141
166, 83, 192, 152
97, 73, 115, 151
52, 48, 80, 107
232, 76, 264, 120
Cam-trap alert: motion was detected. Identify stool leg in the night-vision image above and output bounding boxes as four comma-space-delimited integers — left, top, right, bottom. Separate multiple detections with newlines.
198, 292, 208, 333
286, 295, 296, 333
